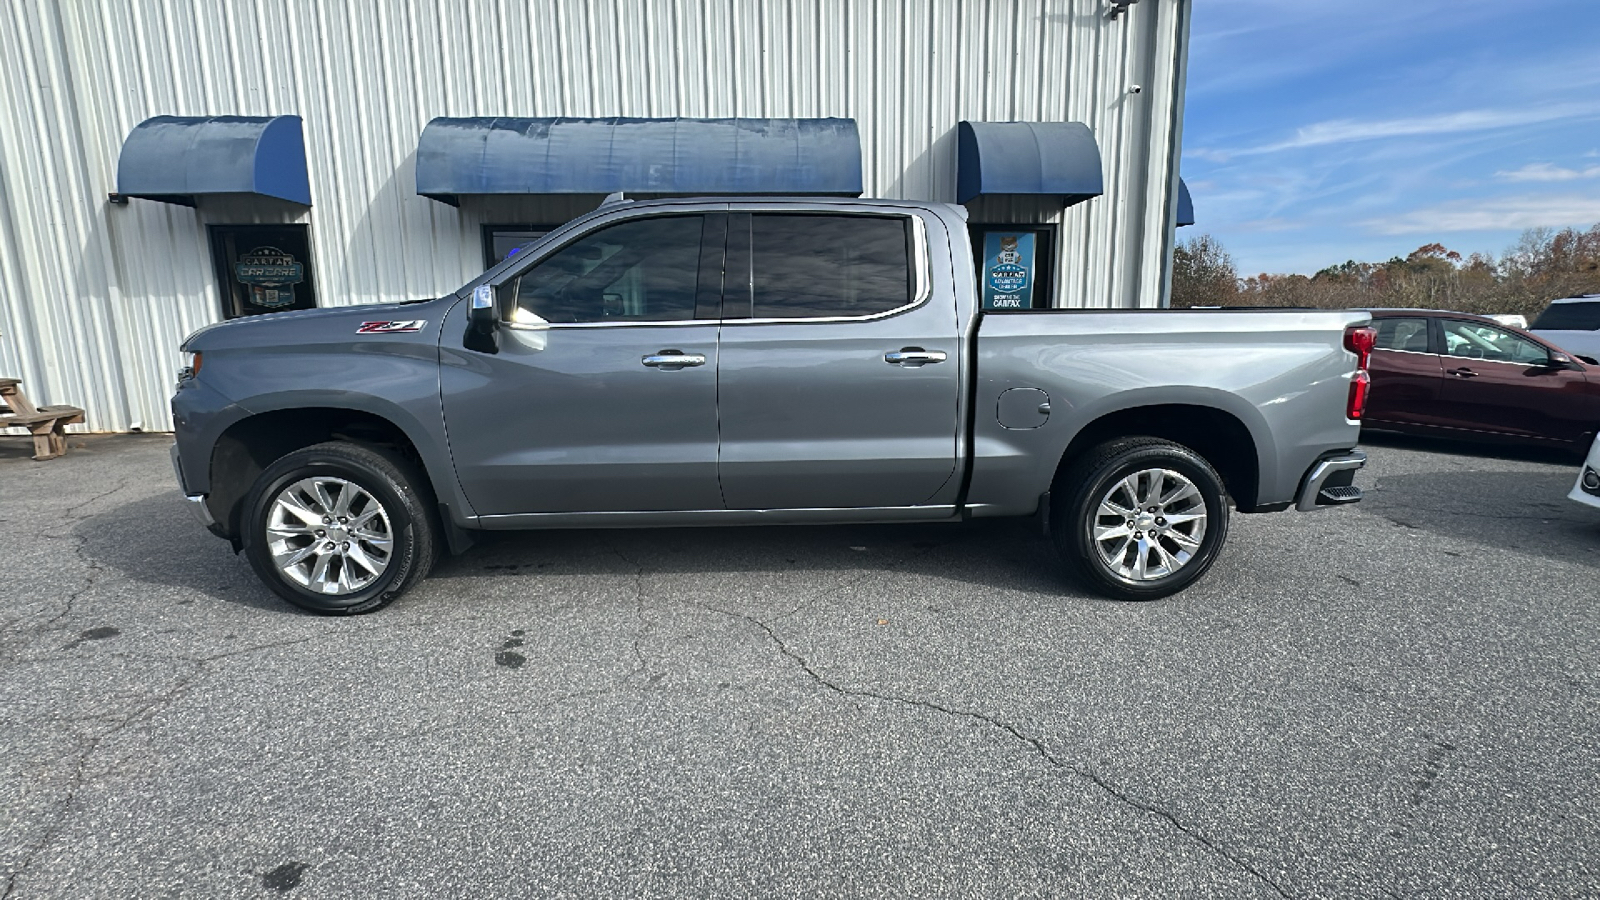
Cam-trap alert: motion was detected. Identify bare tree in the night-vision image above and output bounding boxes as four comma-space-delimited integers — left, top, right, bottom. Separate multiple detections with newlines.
1171, 234, 1239, 308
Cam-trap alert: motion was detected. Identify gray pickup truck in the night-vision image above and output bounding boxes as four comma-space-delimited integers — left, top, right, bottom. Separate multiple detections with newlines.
171, 197, 1372, 614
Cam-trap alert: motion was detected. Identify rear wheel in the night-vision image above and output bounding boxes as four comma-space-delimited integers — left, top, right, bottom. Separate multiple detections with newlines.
1052, 438, 1230, 601
241, 441, 436, 615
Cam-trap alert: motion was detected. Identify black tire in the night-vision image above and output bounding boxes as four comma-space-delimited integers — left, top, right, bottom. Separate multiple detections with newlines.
241, 441, 437, 615
1051, 437, 1230, 601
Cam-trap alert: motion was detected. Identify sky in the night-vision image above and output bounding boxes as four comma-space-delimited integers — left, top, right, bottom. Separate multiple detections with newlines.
1181, 0, 1600, 276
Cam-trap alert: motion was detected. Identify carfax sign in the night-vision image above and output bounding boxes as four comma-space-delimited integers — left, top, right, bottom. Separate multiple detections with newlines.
981, 231, 1036, 310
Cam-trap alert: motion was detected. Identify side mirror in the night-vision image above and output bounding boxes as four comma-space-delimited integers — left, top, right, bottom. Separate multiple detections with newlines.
464, 284, 499, 354
1538, 352, 1576, 370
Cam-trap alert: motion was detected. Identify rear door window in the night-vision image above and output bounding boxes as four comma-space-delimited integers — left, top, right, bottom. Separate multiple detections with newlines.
731, 214, 913, 319
1373, 317, 1431, 353
1531, 301, 1600, 331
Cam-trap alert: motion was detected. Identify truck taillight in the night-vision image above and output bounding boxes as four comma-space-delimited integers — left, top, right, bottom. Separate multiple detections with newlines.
1344, 325, 1376, 370
1347, 370, 1370, 420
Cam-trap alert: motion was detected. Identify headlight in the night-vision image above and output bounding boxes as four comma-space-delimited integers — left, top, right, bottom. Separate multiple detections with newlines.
177, 350, 202, 383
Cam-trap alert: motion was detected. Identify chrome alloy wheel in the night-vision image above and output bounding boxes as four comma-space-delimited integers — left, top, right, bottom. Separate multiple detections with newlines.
1090, 467, 1208, 583
266, 476, 394, 595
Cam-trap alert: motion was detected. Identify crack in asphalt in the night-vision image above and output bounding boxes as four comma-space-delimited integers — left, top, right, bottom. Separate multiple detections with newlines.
1, 667, 201, 900
0, 629, 361, 898
17, 484, 132, 637
682, 596, 1295, 900
607, 546, 656, 688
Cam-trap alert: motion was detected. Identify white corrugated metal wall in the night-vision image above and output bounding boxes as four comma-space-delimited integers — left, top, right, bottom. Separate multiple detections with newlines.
0, 0, 1189, 434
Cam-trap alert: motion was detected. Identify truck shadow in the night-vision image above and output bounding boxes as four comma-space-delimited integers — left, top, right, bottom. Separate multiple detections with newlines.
1359, 430, 1582, 465
78, 490, 1087, 611
1357, 468, 1600, 569
429, 518, 1076, 599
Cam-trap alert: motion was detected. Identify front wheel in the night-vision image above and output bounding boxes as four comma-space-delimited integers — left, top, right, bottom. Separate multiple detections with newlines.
1051, 438, 1230, 601
241, 441, 436, 615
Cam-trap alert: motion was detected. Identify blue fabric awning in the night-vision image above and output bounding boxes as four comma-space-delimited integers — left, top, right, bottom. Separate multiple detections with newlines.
115, 115, 311, 206
956, 121, 1104, 206
415, 117, 863, 205
1176, 178, 1195, 227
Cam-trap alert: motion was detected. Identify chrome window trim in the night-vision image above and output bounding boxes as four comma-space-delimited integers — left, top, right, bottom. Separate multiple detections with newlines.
1441, 354, 1557, 369
1372, 348, 1438, 358
503, 318, 709, 331
499, 209, 934, 329
496, 209, 931, 331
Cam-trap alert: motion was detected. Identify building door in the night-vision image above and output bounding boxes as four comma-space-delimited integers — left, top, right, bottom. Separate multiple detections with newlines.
715, 210, 963, 510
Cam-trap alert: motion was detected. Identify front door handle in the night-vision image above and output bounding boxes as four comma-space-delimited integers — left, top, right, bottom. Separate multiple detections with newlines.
884, 347, 948, 367
642, 350, 707, 369
1446, 367, 1478, 378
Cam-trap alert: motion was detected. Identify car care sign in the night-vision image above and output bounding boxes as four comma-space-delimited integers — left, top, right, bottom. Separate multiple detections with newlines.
981, 231, 1036, 310
235, 247, 305, 310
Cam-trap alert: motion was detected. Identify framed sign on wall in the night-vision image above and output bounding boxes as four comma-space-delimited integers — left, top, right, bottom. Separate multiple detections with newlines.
208, 224, 318, 319
972, 225, 1056, 310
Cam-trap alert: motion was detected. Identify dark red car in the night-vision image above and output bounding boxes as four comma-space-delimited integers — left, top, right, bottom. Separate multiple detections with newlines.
1362, 308, 1600, 453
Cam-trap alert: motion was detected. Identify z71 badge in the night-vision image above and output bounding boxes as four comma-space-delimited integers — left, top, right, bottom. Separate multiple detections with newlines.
356, 320, 426, 334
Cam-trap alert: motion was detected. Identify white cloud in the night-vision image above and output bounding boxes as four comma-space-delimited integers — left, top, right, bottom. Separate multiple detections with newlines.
1496, 163, 1600, 182
1240, 103, 1600, 155
1362, 195, 1600, 235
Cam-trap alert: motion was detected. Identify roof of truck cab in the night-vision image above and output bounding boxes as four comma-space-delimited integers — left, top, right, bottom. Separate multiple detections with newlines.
1361, 308, 1500, 320
593, 195, 963, 213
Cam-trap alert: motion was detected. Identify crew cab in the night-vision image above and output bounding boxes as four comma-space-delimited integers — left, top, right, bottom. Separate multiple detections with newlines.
171, 197, 1371, 614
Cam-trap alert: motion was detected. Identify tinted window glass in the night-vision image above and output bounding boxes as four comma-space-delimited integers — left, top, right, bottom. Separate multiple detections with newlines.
1442, 320, 1549, 364
749, 215, 911, 319
512, 216, 702, 324
1373, 317, 1430, 352
1531, 300, 1600, 331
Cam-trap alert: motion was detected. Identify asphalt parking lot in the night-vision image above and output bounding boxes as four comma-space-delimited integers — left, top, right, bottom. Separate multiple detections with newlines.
2, 433, 1597, 899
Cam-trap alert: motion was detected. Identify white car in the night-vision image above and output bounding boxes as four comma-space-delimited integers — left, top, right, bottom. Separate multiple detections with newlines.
1571, 433, 1600, 510
1530, 294, 1600, 362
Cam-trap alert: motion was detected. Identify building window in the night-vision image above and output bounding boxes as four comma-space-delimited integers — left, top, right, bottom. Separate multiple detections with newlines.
483, 224, 559, 270
970, 225, 1056, 310
209, 224, 318, 319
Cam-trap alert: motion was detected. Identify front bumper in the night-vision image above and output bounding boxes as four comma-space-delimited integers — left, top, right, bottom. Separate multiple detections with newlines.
1568, 435, 1600, 510
170, 443, 216, 528
1296, 450, 1367, 512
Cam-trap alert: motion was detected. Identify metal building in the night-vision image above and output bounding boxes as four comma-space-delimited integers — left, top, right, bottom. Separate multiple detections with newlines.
0, 0, 1192, 434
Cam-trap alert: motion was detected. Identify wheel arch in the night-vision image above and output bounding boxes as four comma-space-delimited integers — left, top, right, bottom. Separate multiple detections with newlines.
207, 403, 453, 545
1050, 399, 1269, 511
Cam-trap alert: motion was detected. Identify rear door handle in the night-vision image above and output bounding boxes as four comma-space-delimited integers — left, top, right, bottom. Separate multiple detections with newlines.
1446, 367, 1478, 378
642, 350, 707, 369
884, 347, 948, 367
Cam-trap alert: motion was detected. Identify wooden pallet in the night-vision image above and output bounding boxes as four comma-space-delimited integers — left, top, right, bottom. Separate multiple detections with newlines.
1, 378, 84, 460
